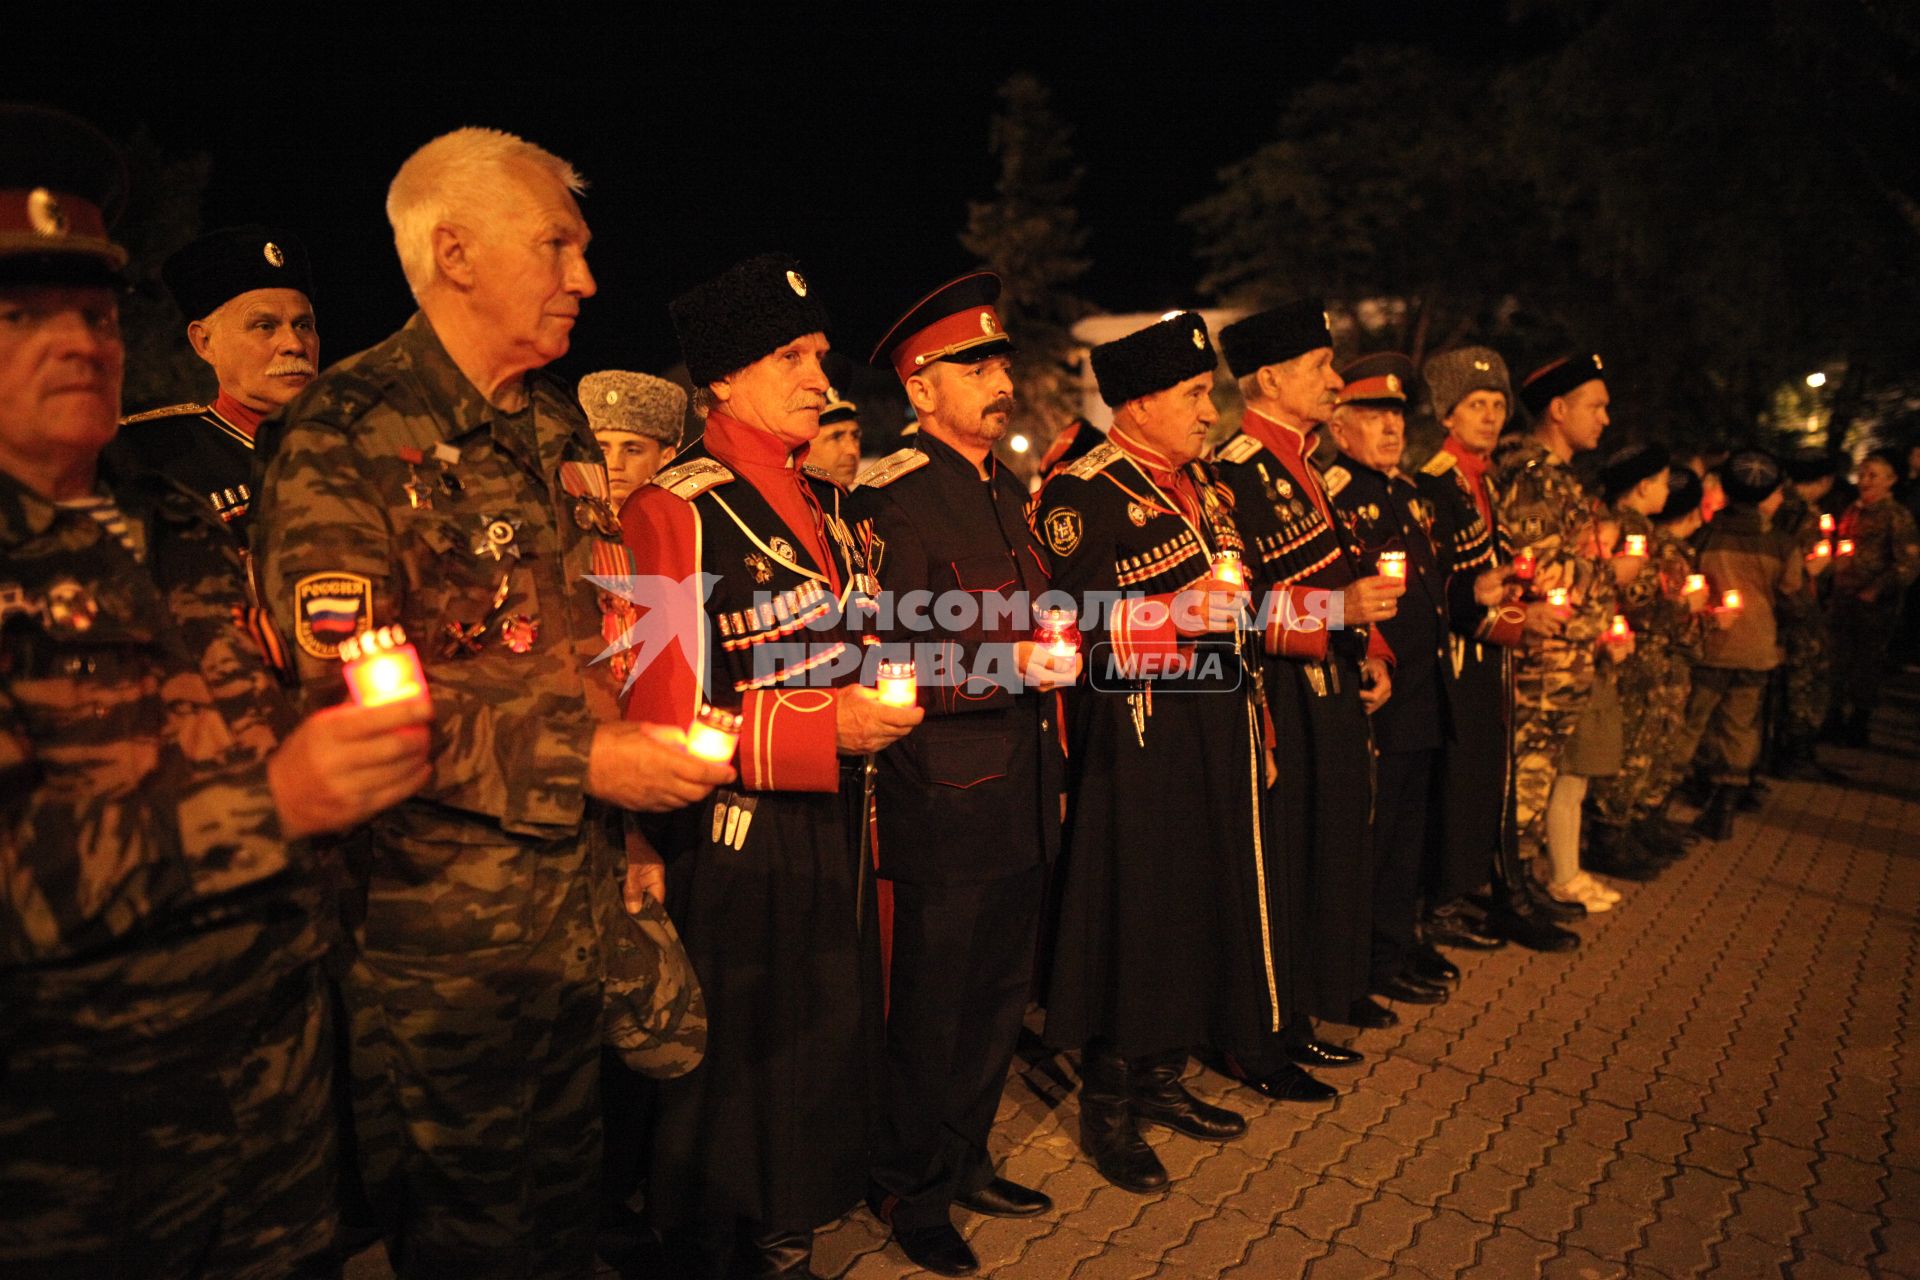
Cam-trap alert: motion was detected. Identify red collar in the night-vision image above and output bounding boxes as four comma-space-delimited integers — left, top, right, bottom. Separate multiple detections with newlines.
702, 409, 807, 471
211, 389, 264, 439
1441, 436, 1492, 485
1241, 407, 1316, 462
1108, 427, 1186, 489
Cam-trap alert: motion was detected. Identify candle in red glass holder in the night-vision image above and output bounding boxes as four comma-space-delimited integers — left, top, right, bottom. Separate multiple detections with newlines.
1722, 589, 1743, 611
340, 626, 428, 708
1819, 512, 1835, 535
876, 659, 917, 707
1547, 587, 1569, 608
685, 703, 741, 763
1610, 614, 1631, 638
1685, 573, 1707, 594
1837, 538, 1855, 556
1210, 549, 1246, 587
1811, 539, 1832, 560
1377, 550, 1407, 580
1035, 606, 1081, 660
1512, 550, 1537, 582
1621, 533, 1647, 557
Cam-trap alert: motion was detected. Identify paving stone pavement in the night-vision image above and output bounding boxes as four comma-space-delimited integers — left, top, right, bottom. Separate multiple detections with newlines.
350, 683, 1920, 1279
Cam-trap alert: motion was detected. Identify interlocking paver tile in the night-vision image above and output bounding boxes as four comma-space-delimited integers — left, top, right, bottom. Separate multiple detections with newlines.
1331, 1188, 1432, 1261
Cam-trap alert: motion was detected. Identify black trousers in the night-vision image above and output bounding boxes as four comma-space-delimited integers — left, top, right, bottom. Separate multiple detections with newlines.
1371, 748, 1436, 983
872, 865, 1045, 1231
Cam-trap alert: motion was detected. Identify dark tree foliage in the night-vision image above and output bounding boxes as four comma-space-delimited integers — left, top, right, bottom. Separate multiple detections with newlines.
1186, 0, 1920, 448
960, 74, 1094, 450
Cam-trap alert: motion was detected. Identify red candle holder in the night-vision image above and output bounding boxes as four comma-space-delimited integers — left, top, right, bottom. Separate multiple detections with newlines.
1837, 539, 1855, 557
1810, 539, 1832, 560
340, 626, 428, 708
1722, 589, 1743, 611
1210, 550, 1246, 588
1819, 513, 1835, 535
1685, 573, 1708, 594
1035, 606, 1081, 660
685, 703, 741, 763
1547, 587, 1570, 608
1512, 550, 1537, 582
1610, 614, 1631, 638
1377, 550, 1407, 581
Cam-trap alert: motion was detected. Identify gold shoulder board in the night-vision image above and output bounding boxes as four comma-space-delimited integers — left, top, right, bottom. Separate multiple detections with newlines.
1419, 450, 1456, 477
1214, 433, 1264, 465
1061, 440, 1122, 480
854, 448, 930, 490
1324, 465, 1352, 498
118, 402, 208, 425
652, 457, 735, 500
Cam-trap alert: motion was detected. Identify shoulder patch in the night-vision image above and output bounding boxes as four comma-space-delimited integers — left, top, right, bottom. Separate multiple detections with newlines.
854, 448, 930, 490
652, 457, 735, 501
293, 572, 372, 660
1041, 506, 1084, 557
118, 402, 208, 426
1324, 465, 1352, 498
1418, 450, 1456, 477
1214, 433, 1265, 466
1061, 440, 1122, 480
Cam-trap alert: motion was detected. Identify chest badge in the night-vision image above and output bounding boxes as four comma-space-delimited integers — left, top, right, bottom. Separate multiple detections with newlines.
744, 552, 774, 584
45, 579, 98, 634
500, 614, 541, 654
768, 536, 797, 564
1044, 507, 1083, 558
1127, 501, 1148, 527
474, 517, 520, 561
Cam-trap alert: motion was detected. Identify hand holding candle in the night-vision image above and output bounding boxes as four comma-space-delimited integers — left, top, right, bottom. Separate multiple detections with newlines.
1511, 550, 1537, 583
340, 626, 429, 709
1035, 606, 1082, 661
876, 659, 918, 707
1376, 550, 1407, 581
1210, 549, 1246, 588
1622, 533, 1648, 558
684, 704, 742, 763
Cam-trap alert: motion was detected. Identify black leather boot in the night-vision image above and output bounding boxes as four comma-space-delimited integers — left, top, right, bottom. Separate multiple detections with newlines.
1130, 1049, 1246, 1140
1079, 1042, 1168, 1192
1693, 786, 1736, 841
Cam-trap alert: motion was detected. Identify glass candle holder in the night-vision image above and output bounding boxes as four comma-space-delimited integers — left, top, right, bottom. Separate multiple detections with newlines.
1811, 540, 1832, 559
1837, 539, 1855, 557
1610, 614, 1631, 638
876, 659, 917, 708
340, 626, 428, 708
1722, 589, 1743, 611
1685, 573, 1707, 594
1547, 587, 1570, 608
1035, 606, 1081, 660
1512, 550, 1537, 582
1819, 513, 1835, 535
1376, 550, 1407, 581
685, 704, 742, 763
1622, 533, 1647, 557
1210, 550, 1246, 587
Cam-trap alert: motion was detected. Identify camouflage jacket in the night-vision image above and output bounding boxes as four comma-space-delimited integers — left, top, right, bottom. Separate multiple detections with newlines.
2, 458, 315, 1065
1611, 506, 1691, 647
255, 311, 625, 842
1832, 496, 1920, 606
1492, 435, 1612, 663
1647, 523, 1704, 658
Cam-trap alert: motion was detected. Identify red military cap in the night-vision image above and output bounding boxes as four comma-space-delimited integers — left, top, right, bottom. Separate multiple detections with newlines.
1336, 351, 1417, 407
869, 270, 1014, 384
0, 105, 128, 285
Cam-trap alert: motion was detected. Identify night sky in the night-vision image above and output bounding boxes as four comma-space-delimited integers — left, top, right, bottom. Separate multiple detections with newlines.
18, 5, 1517, 384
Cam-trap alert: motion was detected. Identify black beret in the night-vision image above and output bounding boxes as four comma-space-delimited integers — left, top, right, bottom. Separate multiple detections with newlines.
1336, 351, 1416, 407
671, 253, 831, 387
1723, 448, 1784, 505
1218, 299, 1332, 379
1656, 466, 1703, 522
0, 105, 128, 286
1519, 352, 1606, 416
1783, 447, 1834, 484
163, 225, 315, 321
1600, 442, 1672, 502
1090, 312, 1217, 409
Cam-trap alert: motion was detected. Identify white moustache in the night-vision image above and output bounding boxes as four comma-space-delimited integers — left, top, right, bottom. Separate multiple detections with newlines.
268, 361, 317, 377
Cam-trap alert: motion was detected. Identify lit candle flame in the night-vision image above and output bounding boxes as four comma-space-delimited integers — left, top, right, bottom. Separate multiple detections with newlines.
685, 704, 741, 763
340, 626, 428, 708
876, 659, 917, 708
1210, 550, 1246, 587
1377, 551, 1407, 581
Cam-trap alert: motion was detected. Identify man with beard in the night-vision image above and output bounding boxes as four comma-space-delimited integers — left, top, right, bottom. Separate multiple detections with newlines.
115, 226, 319, 533
1415, 347, 1576, 952
1031, 311, 1277, 1193
1212, 301, 1403, 1078
621, 253, 921, 1279
849, 271, 1076, 1276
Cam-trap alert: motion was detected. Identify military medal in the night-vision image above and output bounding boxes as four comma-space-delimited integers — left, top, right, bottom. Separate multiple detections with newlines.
474, 517, 519, 561
768, 536, 797, 564
499, 614, 541, 654
45, 579, 97, 634
440, 620, 488, 657
1127, 501, 1148, 527
558, 460, 622, 536
744, 551, 774, 584
398, 447, 433, 509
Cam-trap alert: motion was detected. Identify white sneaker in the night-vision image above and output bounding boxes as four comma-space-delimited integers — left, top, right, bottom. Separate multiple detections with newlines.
1546, 877, 1612, 912
1572, 871, 1623, 904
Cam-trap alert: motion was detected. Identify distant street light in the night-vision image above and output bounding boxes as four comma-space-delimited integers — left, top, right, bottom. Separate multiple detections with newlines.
1009, 433, 1031, 454
1806, 372, 1827, 388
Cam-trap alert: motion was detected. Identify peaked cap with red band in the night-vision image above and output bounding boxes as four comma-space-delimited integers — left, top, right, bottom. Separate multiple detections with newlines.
869, 270, 1014, 383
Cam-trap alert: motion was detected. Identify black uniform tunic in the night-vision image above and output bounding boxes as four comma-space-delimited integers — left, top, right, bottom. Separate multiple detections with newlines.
846, 430, 1063, 1230
622, 412, 882, 1237
111, 397, 260, 533
1030, 432, 1284, 1060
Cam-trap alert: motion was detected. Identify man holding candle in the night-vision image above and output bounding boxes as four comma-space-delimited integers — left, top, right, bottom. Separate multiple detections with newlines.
848, 271, 1074, 1276
255, 128, 733, 1277
1675, 450, 1803, 837
1326, 353, 1475, 1004
1030, 311, 1284, 1192
111, 223, 320, 534
619, 253, 921, 1278
1415, 346, 1577, 953
1825, 451, 1920, 748
1492, 353, 1614, 912
1211, 301, 1403, 1068
0, 108, 436, 1277
1768, 449, 1838, 775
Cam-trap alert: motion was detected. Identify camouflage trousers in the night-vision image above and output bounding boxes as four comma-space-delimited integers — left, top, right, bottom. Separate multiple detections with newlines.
1778, 615, 1830, 742
1680, 667, 1771, 785
0, 962, 337, 1280
1589, 641, 1692, 826
343, 833, 602, 1279
1510, 650, 1595, 855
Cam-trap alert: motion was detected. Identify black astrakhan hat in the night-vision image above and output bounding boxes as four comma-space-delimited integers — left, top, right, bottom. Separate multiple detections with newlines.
0, 105, 128, 286
1600, 442, 1673, 502
1656, 466, 1703, 523
163, 225, 315, 321
1519, 352, 1606, 416
671, 253, 831, 386
1336, 351, 1417, 407
1090, 311, 1217, 408
1218, 299, 1333, 379
1723, 448, 1784, 505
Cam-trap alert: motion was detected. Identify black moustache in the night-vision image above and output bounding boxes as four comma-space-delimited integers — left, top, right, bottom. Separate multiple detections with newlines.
984, 398, 1015, 418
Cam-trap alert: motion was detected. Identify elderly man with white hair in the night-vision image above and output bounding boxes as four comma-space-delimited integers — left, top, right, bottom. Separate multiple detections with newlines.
254, 127, 732, 1278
